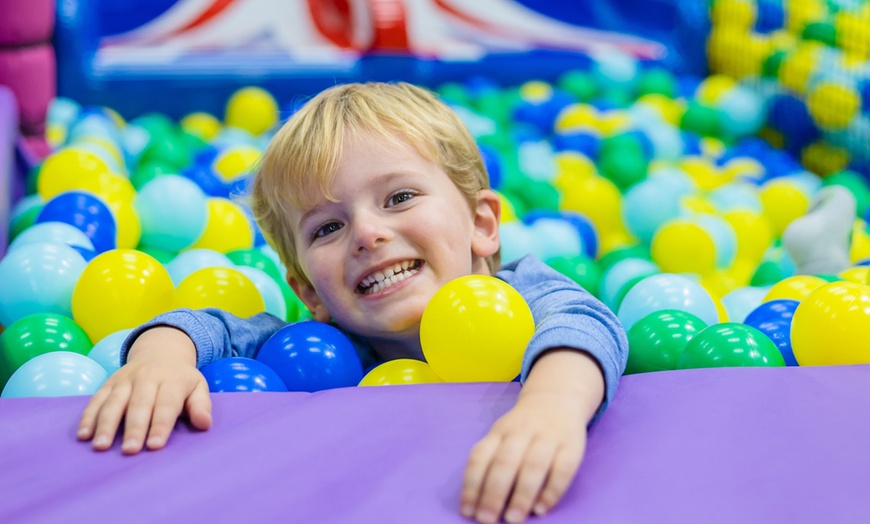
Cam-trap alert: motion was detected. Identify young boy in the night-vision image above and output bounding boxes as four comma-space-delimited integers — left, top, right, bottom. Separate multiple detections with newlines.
77, 82, 628, 524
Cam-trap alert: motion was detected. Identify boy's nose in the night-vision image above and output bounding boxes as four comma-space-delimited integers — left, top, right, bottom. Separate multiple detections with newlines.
353, 218, 390, 252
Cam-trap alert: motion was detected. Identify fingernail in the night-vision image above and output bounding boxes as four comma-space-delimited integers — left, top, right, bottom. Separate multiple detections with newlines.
122, 438, 139, 451
505, 508, 524, 523
460, 504, 475, 518
93, 435, 110, 448
77, 426, 89, 438
147, 435, 163, 448
533, 503, 547, 516
476, 510, 497, 524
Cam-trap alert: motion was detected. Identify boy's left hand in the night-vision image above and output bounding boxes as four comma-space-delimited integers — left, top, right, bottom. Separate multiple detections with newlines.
460, 350, 605, 524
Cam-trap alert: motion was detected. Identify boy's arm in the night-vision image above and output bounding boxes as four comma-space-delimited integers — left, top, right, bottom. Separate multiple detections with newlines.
78, 309, 288, 454
461, 256, 627, 523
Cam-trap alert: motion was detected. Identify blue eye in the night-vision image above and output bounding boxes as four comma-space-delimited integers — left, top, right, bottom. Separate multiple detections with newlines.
313, 222, 342, 239
387, 191, 415, 207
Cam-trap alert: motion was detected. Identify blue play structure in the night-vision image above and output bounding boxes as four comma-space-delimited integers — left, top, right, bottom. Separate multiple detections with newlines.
56, 0, 708, 119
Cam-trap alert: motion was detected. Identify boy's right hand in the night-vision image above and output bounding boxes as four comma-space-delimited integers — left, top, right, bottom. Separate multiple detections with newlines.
77, 327, 213, 454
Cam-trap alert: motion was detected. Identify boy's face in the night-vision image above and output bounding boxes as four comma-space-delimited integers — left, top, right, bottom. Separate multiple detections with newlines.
287, 132, 500, 349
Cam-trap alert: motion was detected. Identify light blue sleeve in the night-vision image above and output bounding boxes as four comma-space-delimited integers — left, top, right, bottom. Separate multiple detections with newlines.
119, 309, 289, 368
497, 255, 629, 419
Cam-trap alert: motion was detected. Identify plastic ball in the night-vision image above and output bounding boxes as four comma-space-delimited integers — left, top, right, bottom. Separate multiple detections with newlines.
358, 359, 443, 386
87, 328, 132, 376
200, 357, 288, 392
420, 275, 534, 382
176, 267, 266, 319
0, 242, 87, 327
526, 218, 582, 261
256, 321, 363, 392
677, 322, 785, 369
759, 179, 811, 237
213, 145, 261, 182
36, 147, 110, 200
636, 68, 676, 98
1, 351, 108, 398
36, 191, 117, 253
763, 275, 827, 302
590, 48, 639, 90
617, 273, 719, 331
792, 282, 870, 365
680, 102, 722, 137
545, 254, 602, 297
650, 219, 717, 275
165, 249, 233, 285
743, 298, 799, 366
71, 250, 175, 343
135, 175, 209, 253
560, 174, 624, 238
600, 258, 659, 310
8, 221, 95, 253
721, 286, 769, 323
181, 112, 222, 141
225, 86, 279, 136
0, 313, 93, 387
807, 82, 860, 130
625, 309, 708, 374
723, 210, 774, 266
188, 198, 254, 253
716, 86, 766, 137
234, 266, 286, 320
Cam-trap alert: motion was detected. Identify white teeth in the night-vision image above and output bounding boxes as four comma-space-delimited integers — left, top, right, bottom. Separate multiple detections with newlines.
358, 262, 420, 295
384, 268, 394, 278
401, 261, 409, 270
374, 272, 385, 283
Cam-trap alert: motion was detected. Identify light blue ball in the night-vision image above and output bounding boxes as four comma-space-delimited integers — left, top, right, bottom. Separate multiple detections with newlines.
696, 215, 738, 269
165, 249, 234, 285
1, 351, 108, 398
0, 242, 87, 327
721, 286, 769, 323
622, 178, 684, 244
591, 48, 639, 90
8, 221, 95, 253
499, 222, 538, 264
717, 86, 766, 137
87, 328, 133, 376
617, 273, 719, 330
47, 97, 81, 128
642, 122, 684, 161
518, 140, 556, 182
600, 258, 660, 310
235, 266, 286, 320
135, 175, 209, 253
528, 218, 583, 261
709, 181, 763, 213
9, 194, 44, 223
121, 124, 152, 165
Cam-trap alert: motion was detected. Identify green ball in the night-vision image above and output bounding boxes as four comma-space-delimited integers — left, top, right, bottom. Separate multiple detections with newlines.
436, 82, 471, 107
626, 309, 708, 374
598, 244, 651, 270
474, 89, 511, 124
0, 313, 93, 387
802, 21, 837, 47
762, 50, 787, 79
681, 102, 722, 137
750, 260, 787, 287
823, 169, 870, 216
599, 146, 648, 190
25, 164, 42, 195
814, 273, 842, 283
131, 113, 175, 139
612, 273, 651, 312
131, 160, 175, 190
677, 322, 785, 369
546, 254, 602, 297
227, 248, 284, 282
8, 205, 42, 242
136, 245, 176, 264
280, 281, 311, 323
558, 70, 598, 102
139, 131, 190, 170
636, 68, 676, 98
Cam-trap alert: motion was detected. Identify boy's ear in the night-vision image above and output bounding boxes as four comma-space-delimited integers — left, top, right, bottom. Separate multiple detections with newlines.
471, 189, 501, 259
287, 275, 331, 323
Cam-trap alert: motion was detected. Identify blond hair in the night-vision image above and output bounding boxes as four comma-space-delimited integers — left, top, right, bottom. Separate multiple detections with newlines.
251, 82, 499, 285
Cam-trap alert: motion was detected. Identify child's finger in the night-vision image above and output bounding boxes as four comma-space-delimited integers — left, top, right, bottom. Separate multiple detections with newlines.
533, 444, 584, 516
77, 383, 115, 441
144, 382, 189, 450
474, 436, 530, 524
90, 381, 133, 451
460, 436, 501, 519
504, 438, 558, 523
184, 379, 213, 431
120, 381, 160, 455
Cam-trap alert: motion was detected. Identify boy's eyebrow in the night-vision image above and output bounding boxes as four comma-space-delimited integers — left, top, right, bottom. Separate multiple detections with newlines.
298, 171, 420, 226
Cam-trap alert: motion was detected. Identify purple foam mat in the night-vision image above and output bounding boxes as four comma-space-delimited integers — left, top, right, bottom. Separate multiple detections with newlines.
2, 365, 870, 523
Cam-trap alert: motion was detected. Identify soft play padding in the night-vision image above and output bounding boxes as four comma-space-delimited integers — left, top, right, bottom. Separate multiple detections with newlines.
0, 0, 54, 46
0, 44, 55, 134
1, 365, 869, 523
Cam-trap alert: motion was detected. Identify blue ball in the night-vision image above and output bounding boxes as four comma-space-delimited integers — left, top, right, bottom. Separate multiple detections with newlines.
36, 191, 117, 253
1, 352, 108, 398
744, 299, 799, 326
478, 143, 502, 189
523, 210, 598, 259
201, 357, 288, 393
552, 131, 601, 159
755, 0, 785, 33
256, 322, 363, 392
182, 163, 233, 198
743, 299, 799, 366
8, 221, 95, 253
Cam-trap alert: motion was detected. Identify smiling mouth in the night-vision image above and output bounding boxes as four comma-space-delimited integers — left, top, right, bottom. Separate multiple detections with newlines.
357, 260, 423, 295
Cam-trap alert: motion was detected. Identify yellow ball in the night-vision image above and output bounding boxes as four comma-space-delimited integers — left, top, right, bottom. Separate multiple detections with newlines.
358, 359, 443, 386
786, 0, 825, 33
189, 198, 254, 253
496, 191, 518, 223
651, 219, 717, 275
722, 157, 765, 182
801, 141, 851, 176
554, 151, 597, 180
635, 94, 684, 126
38, 147, 110, 200
181, 112, 222, 141
680, 156, 729, 190
839, 266, 870, 284
225, 86, 279, 136
723, 210, 774, 265
679, 194, 717, 215
107, 199, 142, 249
71, 250, 175, 343
710, 0, 756, 28
759, 179, 810, 237
519, 81, 553, 103
807, 82, 861, 131
696, 75, 738, 105
850, 220, 870, 263
213, 145, 262, 182
595, 110, 631, 135
763, 275, 828, 302
778, 44, 822, 94
420, 275, 534, 382
176, 267, 266, 318
792, 281, 870, 365
554, 104, 599, 133
836, 12, 870, 59
560, 174, 623, 236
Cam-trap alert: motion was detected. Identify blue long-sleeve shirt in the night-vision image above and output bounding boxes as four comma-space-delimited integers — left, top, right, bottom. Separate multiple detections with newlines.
121, 255, 628, 417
